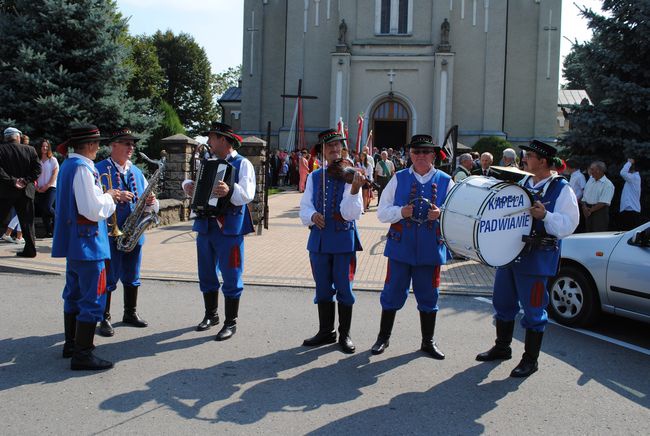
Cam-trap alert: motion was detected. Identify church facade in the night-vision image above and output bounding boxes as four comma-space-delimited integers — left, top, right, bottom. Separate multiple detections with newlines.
240, 0, 562, 150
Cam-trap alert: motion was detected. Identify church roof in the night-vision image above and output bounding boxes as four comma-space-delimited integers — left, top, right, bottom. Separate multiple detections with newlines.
558, 89, 591, 107
219, 86, 241, 102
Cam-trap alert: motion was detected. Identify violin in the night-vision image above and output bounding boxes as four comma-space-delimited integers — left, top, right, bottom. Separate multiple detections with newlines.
327, 158, 372, 188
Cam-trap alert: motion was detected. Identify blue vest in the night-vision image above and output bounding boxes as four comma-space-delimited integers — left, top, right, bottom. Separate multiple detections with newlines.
306, 169, 362, 254
192, 154, 255, 236
511, 175, 567, 276
52, 157, 110, 261
95, 159, 147, 246
384, 169, 451, 266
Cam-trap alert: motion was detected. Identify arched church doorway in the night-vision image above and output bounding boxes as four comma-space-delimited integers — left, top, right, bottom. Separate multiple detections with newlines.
372, 99, 410, 152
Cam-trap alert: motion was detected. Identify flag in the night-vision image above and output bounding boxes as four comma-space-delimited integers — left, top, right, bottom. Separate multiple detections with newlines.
355, 113, 364, 154
441, 125, 458, 175
285, 98, 300, 151
364, 129, 373, 154
337, 117, 348, 149
297, 96, 306, 150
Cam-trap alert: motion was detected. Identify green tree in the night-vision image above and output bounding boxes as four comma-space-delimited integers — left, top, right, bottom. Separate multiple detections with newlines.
472, 136, 512, 165
145, 101, 186, 159
0, 0, 158, 146
561, 46, 589, 91
560, 0, 650, 217
152, 30, 216, 135
125, 35, 165, 104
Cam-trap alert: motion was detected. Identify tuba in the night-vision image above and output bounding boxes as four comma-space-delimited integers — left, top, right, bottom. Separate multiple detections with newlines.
116, 152, 166, 252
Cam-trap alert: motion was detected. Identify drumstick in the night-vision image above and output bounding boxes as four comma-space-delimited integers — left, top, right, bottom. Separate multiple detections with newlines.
502, 201, 550, 217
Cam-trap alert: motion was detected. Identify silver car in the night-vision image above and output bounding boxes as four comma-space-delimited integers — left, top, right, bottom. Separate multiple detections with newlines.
548, 221, 650, 327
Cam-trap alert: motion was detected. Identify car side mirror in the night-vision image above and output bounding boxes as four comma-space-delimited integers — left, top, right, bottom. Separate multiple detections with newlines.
629, 229, 650, 247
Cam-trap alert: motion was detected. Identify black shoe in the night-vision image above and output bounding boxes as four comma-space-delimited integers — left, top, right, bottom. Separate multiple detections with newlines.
98, 292, 114, 337
476, 319, 515, 361
197, 292, 219, 331
99, 318, 114, 337
303, 302, 336, 346
62, 312, 78, 358
215, 297, 239, 341
122, 285, 148, 327
419, 311, 445, 360
371, 310, 396, 355
16, 251, 36, 258
71, 321, 113, 371
337, 303, 355, 354
510, 330, 544, 378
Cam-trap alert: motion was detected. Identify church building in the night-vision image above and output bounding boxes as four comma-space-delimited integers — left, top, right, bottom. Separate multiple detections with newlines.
239, 0, 562, 150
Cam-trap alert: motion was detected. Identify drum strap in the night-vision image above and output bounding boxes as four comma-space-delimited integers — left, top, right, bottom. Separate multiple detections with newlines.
519, 174, 562, 199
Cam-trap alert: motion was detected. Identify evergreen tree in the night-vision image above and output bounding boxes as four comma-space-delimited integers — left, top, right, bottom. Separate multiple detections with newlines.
152, 30, 216, 135
0, 0, 158, 146
145, 101, 185, 159
560, 0, 650, 216
561, 47, 589, 91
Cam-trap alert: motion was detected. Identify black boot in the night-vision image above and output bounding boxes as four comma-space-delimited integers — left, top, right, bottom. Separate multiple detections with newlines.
419, 311, 445, 360
71, 321, 113, 371
476, 319, 515, 361
337, 303, 355, 354
197, 292, 219, 331
62, 312, 78, 358
98, 292, 114, 337
303, 302, 336, 346
122, 285, 148, 327
511, 330, 544, 378
371, 310, 396, 355
215, 297, 239, 341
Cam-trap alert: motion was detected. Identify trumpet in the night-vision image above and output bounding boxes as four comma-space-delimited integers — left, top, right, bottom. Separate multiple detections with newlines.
99, 167, 124, 238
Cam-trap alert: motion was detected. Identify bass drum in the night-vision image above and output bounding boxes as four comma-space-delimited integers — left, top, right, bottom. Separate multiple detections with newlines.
440, 176, 534, 267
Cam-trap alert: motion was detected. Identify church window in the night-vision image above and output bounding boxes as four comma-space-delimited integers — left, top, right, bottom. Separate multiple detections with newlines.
376, 0, 412, 35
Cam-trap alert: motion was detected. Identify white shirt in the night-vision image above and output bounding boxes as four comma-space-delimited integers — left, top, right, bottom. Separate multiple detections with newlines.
377, 166, 455, 224
568, 170, 586, 202
582, 175, 615, 205
299, 170, 363, 226
182, 150, 256, 206
358, 162, 374, 181
619, 162, 641, 212
37, 156, 59, 188
375, 159, 395, 177
366, 154, 375, 169
69, 153, 116, 222
524, 176, 580, 239
109, 158, 160, 213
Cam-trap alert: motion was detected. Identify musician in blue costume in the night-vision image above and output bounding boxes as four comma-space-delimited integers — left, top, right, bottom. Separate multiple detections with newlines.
372, 134, 453, 359
52, 124, 118, 370
299, 129, 365, 354
95, 128, 159, 337
476, 140, 579, 377
182, 122, 255, 341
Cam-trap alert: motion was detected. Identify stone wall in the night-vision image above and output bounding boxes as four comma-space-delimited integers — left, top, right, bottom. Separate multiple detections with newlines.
159, 134, 198, 220
239, 136, 267, 229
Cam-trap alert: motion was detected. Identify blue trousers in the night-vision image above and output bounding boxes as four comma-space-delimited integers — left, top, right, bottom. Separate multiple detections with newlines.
309, 251, 356, 306
493, 266, 549, 332
381, 259, 441, 313
62, 259, 107, 323
106, 240, 142, 292
196, 222, 244, 298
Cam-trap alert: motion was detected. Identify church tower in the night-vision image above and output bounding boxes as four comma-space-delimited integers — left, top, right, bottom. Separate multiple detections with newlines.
241, 0, 562, 150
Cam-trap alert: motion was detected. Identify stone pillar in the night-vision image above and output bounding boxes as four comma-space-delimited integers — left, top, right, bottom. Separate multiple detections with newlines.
239, 136, 267, 230
330, 51, 351, 127
433, 52, 455, 146
160, 134, 199, 220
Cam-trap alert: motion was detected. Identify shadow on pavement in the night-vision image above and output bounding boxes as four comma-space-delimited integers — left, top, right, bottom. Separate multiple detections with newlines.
0, 327, 203, 392
309, 363, 523, 434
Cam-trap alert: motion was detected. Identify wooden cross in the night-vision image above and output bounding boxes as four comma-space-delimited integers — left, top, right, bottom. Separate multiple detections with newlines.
280, 79, 318, 146
544, 9, 558, 79
247, 11, 259, 76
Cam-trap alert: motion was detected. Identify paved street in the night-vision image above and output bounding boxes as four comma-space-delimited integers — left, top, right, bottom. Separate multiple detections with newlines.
1, 273, 649, 435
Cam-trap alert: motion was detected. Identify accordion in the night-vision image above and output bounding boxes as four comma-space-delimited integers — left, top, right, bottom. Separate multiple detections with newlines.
190, 158, 234, 217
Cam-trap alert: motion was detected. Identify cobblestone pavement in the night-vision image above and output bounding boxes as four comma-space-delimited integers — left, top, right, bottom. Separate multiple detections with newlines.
0, 190, 495, 295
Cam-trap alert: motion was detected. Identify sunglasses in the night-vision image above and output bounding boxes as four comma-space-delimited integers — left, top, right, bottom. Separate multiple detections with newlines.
411, 149, 434, 155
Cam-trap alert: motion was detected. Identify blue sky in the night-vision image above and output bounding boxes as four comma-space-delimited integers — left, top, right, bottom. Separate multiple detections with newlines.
116, 0, 601, 82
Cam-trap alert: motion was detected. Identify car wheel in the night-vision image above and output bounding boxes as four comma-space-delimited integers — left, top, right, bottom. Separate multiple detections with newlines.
547, 265, 600, 327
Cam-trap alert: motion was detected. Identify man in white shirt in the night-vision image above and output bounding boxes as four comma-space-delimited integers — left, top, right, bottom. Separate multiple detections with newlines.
182, 122, 255, 341
476, 140, 579, 378
52, 124, 119, 370
581, 161, 615, 232
619, 158, 642, 230
374, 151, 395, 202
564, 159, 587, 232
